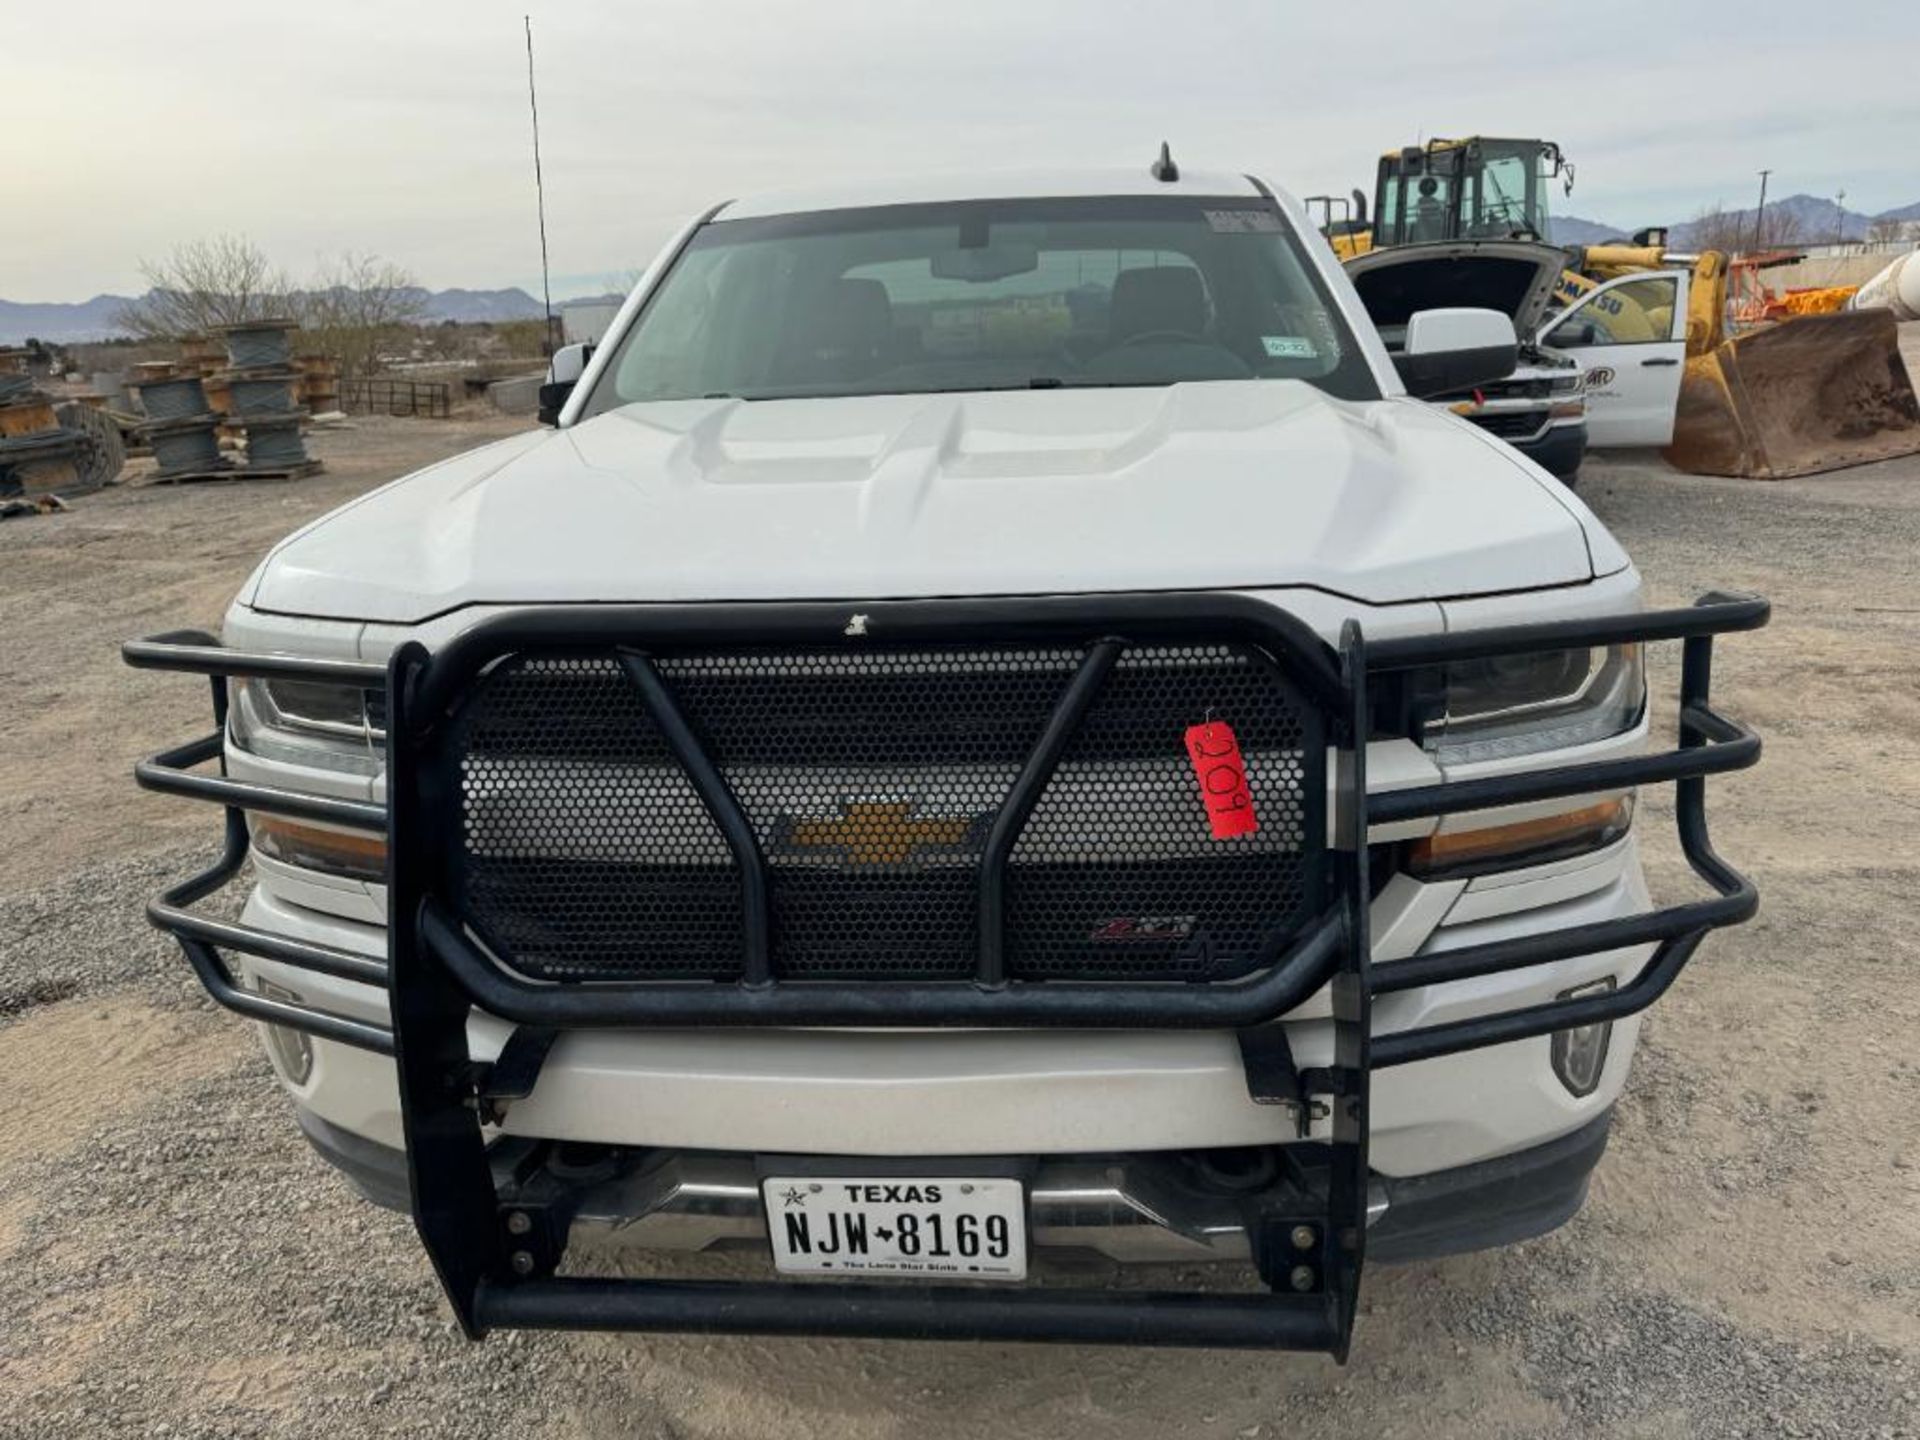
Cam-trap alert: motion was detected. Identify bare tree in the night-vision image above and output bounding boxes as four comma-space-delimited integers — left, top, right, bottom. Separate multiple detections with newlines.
1686, 204, 1751, 255
1758, 207, 1803, 249
294, 253, 429, 382
491, 318, 552, 358
1866, 215, 1917, 245
1687, 202, 1808, 255
602, 267, 647, 298
113, 235, 295, 339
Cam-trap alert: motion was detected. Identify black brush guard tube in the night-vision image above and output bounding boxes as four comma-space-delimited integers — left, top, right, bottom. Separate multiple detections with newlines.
122, 590, 1766, 1356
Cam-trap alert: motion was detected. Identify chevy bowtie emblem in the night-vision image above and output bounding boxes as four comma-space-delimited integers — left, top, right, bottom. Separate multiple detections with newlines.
780, 800, 981, 866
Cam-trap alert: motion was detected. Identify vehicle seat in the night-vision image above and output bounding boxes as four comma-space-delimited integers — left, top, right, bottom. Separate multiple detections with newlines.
1108, 267, 1208, 344
782, 277, 895, 381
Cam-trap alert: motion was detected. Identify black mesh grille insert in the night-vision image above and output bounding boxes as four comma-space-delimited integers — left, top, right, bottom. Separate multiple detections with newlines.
449, 640, 1326, 986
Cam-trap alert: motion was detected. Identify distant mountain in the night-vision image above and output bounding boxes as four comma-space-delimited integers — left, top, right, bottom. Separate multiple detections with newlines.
1548, 214, 1635, 246
0, 294, 133, 345
1547, 193, 1920, 250
0, 285, 547, 345
1667, 193, 1881, 249
1869, 198, 1920, 225
409, 287, 544, 324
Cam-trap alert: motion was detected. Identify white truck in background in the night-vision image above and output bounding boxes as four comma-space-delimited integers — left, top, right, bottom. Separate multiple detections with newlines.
1346, 238, 1695, 483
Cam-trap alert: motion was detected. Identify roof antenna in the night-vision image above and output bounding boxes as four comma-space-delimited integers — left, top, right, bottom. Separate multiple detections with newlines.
525, 15, 554, 358
1150, 140, 1179, 183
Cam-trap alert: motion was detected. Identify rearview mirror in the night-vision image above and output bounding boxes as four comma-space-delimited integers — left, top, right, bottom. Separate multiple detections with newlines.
1393, 307, 1518, 398
931, 243, 1039, 283
538, 342, 594, 426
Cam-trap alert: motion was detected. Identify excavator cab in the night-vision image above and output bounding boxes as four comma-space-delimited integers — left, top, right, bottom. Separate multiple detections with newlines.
1371, 138, 1572, 248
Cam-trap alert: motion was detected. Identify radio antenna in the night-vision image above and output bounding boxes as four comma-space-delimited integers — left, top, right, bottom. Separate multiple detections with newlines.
525, 15, 554, 355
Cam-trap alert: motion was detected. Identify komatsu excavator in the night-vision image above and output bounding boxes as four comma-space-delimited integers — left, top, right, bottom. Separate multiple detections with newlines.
1320, 136, 1920, 478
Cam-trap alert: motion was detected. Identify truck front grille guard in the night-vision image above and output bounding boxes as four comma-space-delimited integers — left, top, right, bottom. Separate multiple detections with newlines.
123, 590, 1767, 1356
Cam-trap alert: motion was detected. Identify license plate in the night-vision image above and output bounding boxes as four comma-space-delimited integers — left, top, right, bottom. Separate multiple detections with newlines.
762, 1175, 1027, 1281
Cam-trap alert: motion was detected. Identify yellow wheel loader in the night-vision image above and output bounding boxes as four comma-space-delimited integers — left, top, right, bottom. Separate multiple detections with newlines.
1562, 244, 1920, 479
1322, 136, 1920, 479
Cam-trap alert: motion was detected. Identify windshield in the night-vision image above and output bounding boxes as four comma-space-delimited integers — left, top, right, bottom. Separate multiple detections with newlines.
583, 196, 1378, 411
1464, 143, 1547, 238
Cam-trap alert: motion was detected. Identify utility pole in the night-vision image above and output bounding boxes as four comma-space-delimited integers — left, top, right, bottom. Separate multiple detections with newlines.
1751, 169, 1771, 253
1835, 188, 1847, 244
525, 15, 555, 357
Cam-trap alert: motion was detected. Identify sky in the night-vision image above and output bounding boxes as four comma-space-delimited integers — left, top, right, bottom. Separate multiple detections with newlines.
7, 0, 1915, 302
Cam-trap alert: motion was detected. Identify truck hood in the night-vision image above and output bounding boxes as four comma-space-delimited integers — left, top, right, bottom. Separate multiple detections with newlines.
247, 383, 1595, 624
1345, 239, 1571, 338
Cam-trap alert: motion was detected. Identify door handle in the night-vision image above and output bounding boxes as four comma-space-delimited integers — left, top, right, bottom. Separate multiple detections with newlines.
1641, 358, 1680, 367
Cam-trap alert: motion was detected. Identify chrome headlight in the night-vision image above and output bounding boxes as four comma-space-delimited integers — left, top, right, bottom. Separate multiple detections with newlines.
1423, 643, 1644, 766
228, 678, 387, 880
228, 677, 384, 777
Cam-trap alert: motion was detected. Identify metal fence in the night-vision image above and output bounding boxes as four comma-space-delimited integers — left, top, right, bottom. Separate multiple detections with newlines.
340, 378, 451, 419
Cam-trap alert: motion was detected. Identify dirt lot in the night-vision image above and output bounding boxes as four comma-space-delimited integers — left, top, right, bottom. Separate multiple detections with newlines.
2, 414, 1918, 1438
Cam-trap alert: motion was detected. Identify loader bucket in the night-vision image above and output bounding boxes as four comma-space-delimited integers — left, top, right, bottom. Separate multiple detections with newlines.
1664, 309, 1920, 479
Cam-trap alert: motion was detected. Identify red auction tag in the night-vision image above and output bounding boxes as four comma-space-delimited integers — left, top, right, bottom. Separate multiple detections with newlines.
1184, 720, 1259, 839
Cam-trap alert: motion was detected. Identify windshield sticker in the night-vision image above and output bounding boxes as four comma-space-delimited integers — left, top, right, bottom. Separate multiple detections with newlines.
1204, 209, 1282, 234
1261, 335, 1317, 359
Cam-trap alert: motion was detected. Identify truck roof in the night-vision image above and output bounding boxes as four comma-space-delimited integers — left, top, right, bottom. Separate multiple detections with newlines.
717, 166, 1272, 221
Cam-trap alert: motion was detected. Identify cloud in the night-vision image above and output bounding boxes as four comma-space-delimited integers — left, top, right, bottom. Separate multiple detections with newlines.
6, 0, 1914, 299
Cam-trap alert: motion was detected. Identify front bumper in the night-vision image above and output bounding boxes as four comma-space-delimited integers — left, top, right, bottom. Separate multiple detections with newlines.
1515, 421, 1588, 479
240, 849, 1650, 1173
296, 1105, 1609, 1267
124, 590, 1764, 1356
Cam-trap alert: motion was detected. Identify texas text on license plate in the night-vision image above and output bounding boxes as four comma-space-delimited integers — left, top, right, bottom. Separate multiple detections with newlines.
762, 1175, 1027, 1281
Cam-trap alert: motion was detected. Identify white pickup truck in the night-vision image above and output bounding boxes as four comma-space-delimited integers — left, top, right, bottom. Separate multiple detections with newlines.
127, 160, 1764, 1357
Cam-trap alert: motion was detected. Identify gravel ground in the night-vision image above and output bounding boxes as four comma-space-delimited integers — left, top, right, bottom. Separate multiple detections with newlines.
2, 413, 1918, 1437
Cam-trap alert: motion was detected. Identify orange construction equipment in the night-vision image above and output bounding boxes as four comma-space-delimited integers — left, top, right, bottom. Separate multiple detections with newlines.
1726, 253, 1857, 325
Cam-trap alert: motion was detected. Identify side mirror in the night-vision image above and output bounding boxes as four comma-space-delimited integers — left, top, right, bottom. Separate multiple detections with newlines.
1544, 319, 1597, 348
1392, 307, 1518, 398
538, 341, 594, 426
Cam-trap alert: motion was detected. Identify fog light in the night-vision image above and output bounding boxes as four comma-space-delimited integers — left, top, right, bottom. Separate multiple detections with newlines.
254, 978, 315, 1086
1550, 977, 1615, 1097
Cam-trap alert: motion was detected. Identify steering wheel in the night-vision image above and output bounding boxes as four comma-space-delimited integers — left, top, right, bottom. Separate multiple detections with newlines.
1115, 328, 1205, 349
